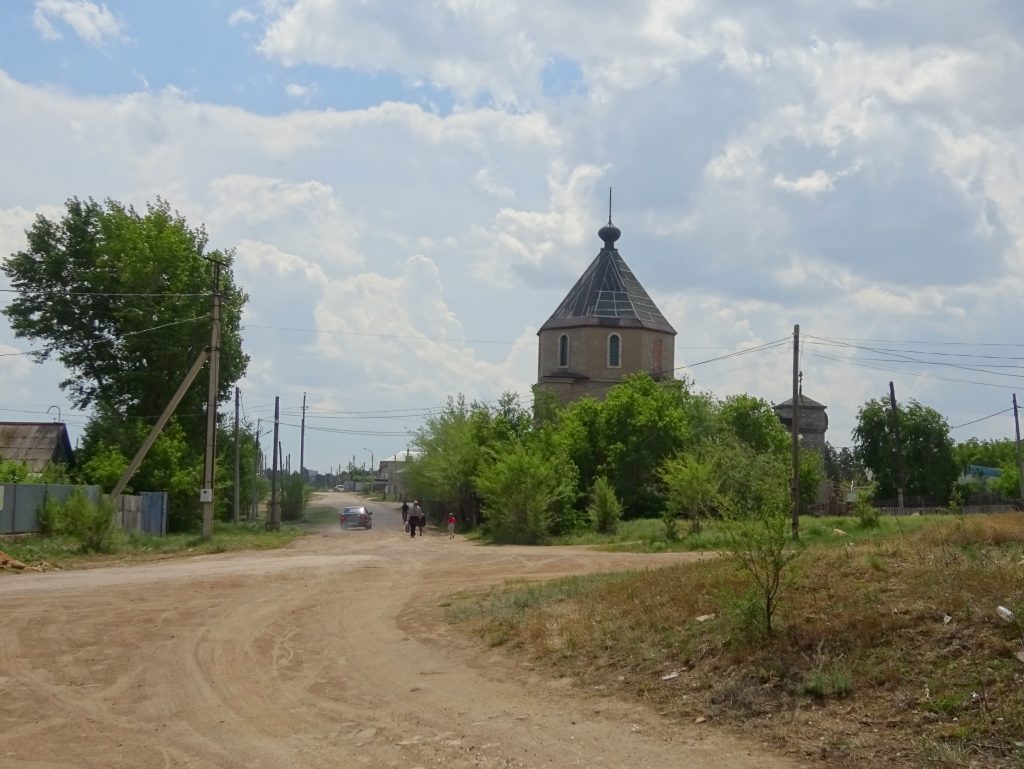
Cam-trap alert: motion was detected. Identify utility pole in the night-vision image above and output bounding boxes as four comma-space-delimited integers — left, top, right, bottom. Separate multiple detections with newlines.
268, 397, 280, 530
1013, 394, 1024, 500
300, 391, 307, 483
201, 260, 223, 540
790, 324, 800, 540
251, 417, 261, 520
233, 386, 240, 523
889, 381, 905, 515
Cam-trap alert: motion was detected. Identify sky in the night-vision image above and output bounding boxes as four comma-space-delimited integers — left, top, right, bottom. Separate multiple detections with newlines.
2, 0, 1024, 475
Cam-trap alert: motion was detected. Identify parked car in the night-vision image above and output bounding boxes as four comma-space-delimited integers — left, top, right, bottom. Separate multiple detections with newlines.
340, 505, 372, 529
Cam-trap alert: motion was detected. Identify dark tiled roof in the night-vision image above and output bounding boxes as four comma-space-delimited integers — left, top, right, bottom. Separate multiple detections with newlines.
775, 394, 827, 409
0, 422, 74, 472
540, 241, 676, 335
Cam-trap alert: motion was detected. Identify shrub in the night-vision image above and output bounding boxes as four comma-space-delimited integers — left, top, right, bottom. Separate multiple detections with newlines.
46, 489, 118, 552
588, 476, 622, 534
853, 488, 880, 529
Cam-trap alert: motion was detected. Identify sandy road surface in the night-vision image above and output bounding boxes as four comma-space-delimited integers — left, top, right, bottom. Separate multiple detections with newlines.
1, 492, 806, 769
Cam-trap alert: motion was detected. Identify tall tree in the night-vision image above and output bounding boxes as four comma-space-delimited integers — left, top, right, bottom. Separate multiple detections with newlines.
853, 397, 958, 502
2, 197, 249, 441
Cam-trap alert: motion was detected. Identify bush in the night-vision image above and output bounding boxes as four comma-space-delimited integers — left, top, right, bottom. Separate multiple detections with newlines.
44, 489, 118, 552
853, 488, 880, 529
280, 472, 311, 521
588, 476, 622, 534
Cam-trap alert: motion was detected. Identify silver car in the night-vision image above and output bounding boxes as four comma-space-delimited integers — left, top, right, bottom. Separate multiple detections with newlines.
340, 505, 373, 529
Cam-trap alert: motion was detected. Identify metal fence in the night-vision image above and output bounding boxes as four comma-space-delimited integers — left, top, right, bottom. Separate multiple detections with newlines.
0, 484, 101, 534
0, 484, 168, 535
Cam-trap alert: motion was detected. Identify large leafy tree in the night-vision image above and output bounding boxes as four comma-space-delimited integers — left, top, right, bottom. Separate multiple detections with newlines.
598, 373, 714, 517
853, 397, 958, 502
2, 197, 248, 441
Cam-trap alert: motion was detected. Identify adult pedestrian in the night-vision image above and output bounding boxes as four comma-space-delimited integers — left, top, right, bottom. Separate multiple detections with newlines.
401, 499, 409, 524
447, 513, 456, 538
413, 500, 424, 536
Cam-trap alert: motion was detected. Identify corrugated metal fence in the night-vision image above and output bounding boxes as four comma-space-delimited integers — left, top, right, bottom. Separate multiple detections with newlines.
0, 484, 167, 535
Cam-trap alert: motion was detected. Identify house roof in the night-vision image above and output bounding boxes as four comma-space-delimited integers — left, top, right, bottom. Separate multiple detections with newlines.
774, 394, 827, 410
539, 220, 676, 335
0, 422, 74, 472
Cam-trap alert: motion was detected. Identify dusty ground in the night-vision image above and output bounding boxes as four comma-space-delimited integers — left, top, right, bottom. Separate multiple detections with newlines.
0, 492, 809, 769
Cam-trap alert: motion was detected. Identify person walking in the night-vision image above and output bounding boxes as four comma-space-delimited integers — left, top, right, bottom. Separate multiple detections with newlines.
413, 500, 424, 536
447, 513, 456, 539
401, 500, 409, 524
408, 500, 419, 538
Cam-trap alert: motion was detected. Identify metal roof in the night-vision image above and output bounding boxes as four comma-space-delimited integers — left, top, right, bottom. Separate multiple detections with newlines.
0, 422, 74, 472
774, 394, 827, 410
539, 223, 676, 335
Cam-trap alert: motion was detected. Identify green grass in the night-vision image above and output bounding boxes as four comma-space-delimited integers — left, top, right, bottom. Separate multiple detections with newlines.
448, 512, 1024, 769
1, 520, 304, 570
546, 513, 944, 552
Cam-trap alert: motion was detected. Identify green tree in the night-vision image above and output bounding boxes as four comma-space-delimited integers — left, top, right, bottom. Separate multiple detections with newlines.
823, 442, 862, 485
2, 197, 249, 446
718, 448, 800, 638
659, 452, 717, 535
598, 373, 714, 517
798, 447, 825, 511
718, 394, 789, 457
853, 397, 958, 502
588, 475, 622, 535
408, 395, 486, 527
475, 441, 575, 544
0, 458, 29, 483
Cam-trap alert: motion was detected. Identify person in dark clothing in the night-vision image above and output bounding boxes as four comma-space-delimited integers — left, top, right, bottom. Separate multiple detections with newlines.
401, 500, 409, 524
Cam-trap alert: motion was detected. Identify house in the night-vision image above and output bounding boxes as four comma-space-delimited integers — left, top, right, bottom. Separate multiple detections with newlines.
536, 214, 676, 404
380, 449, 421, 500
0, 422, 74, 473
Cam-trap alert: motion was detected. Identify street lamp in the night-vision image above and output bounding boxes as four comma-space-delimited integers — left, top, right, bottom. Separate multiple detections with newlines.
363, 447, 374, 476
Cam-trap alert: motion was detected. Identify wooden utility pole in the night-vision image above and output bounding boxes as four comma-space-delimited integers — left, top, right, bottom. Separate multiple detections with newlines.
1013, 394, 1024, 500
300, 392, 307, 482
201, 261, 223, 540
251, 417, 261, 520
790, 324, 801, 540
889, 381, 905, 515
267, 397, 280, 530
232, 386, 241, 523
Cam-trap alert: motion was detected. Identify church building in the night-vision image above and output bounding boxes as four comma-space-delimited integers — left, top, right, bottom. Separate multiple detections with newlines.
535, 214, 676, 403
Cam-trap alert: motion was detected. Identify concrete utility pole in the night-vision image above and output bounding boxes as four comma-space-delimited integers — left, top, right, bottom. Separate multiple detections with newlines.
790, 324, 801, 541
889, 381, 906, 515
267, 398, 281, 530
201, 260, 223, 540
300, 392, 307, 482
233, 386, 241, 523
1013, 394, 1024, 500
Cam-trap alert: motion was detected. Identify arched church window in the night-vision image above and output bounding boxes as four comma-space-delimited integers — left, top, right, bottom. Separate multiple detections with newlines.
558, 334, 569, 367
608, 333, 621, 368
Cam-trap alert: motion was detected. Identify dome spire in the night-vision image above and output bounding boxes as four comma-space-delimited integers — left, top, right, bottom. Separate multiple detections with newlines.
598, 186, 621, 247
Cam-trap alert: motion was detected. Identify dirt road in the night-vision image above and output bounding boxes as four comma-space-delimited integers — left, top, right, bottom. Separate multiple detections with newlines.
1, 493, 805, 769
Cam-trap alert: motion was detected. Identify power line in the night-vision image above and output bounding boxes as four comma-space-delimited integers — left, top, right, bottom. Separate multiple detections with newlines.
950, 408, 1013, 430
0, 288, 208, 297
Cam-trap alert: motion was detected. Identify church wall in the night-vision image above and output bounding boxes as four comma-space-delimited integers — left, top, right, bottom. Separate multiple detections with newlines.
537, 326, 676, 402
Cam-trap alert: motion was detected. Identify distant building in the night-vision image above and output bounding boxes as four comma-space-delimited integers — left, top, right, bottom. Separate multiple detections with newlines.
536, 215, 676, 403
380, 449, 421, 500
773, 394, 828, 454
0, 422, 74, 473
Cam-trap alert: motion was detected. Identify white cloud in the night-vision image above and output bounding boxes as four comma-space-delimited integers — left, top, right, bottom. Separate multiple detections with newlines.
33, 0, 126, 46
773, 170, 834, 197
228, 8, 257, 26
285, 82, 310, 99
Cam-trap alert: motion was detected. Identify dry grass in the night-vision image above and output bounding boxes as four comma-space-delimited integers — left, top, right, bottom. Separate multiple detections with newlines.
448, 513, 1024, 768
